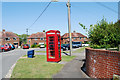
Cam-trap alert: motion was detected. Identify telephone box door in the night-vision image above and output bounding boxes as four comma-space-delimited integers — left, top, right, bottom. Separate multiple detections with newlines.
47, 35, 56, 61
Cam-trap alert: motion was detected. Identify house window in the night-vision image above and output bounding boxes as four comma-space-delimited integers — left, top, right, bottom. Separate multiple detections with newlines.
5, 37, 10, 41
34, 43, 38, 45
13, 37, 16, 40
34, 38, 38, 40
40, 38, 44, 40
74, 37, 76, 40
80, 37, 82, 40
84, 37, 86, 39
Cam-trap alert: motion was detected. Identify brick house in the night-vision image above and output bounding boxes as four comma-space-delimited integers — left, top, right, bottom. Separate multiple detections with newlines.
27, 31, 46, 47
0, 29, 19, 47
61, 31, 89, 44
0, 32, 2, 45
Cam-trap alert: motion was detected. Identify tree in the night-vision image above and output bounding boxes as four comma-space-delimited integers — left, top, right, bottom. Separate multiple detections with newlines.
16, 34, 29, 46
79, 19, 120, 48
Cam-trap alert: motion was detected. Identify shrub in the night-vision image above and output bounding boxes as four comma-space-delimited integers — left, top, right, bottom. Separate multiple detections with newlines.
31, 44, 37, 48
90, 44, 101, 49
79, 19, 120, 48
44, 44, 46, 47
37, 45, 41, 47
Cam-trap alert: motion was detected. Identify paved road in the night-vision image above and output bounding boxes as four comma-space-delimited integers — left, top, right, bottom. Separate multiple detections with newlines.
1, 49, 28, 78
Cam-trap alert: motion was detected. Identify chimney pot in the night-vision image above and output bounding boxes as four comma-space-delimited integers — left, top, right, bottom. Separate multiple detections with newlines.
2, 29, 5, 32
73, 31, 76, 33
43, 30, 45, 32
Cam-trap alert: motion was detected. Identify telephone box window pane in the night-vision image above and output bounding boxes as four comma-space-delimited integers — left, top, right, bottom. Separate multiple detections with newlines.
49, 42, 54, 44
49, 47, 54, 50
58, 42, 60, 44
49, 51, 55, 58
49, 40, 54, 41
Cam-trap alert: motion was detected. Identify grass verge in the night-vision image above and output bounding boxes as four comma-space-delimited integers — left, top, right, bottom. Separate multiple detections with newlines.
36, 51, 69, 53
36, 51, 46, 53
36, 47, 86, 53
72, 47, 86, 53
11, 55, 75, 78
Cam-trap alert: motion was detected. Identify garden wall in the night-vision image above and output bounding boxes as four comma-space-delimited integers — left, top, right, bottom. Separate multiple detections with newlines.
85, 48, 120, 78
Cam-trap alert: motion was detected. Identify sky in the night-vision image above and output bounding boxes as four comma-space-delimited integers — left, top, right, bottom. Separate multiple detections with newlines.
2, 2, 119, 36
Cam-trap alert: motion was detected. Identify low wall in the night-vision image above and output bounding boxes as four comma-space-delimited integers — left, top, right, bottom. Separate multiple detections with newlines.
85, 48, 120, 78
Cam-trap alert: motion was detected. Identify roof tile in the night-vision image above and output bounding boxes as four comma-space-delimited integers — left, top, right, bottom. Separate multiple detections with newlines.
28, 32, 46, 38
1, 31, 18, 38
62, 32, 87, 38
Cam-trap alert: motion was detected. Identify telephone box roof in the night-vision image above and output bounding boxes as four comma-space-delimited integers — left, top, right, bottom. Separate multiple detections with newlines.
46, 30, 60, 33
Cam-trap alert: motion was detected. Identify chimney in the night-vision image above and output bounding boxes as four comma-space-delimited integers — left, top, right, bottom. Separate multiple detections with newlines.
43, 30, 45, 33
2, 29, 5, 34
2, 29, 5, 32
73, 31, 76, 33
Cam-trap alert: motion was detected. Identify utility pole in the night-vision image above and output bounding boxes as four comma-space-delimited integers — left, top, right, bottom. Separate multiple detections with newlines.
26, 28, 28, 36
67, 0, 72, 56
118, 1, 120, 20
26, 28, 28, 44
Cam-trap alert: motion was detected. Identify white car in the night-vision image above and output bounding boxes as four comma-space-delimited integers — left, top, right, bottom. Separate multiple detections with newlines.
82, 44, 89, 47
40, 44, 45, 48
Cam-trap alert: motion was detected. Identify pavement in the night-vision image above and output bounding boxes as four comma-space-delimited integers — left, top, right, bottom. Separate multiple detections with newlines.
53, 50, 89, 78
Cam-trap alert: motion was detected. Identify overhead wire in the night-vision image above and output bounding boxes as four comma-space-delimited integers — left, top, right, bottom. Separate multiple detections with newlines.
28, 1, 52, 29
96, 2, 118, 14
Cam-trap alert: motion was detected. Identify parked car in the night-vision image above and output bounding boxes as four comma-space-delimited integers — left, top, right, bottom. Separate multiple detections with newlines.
40, 44, 45, 48
0, 47, 1, 52
61, 44, 67, 51
82, 44, 89, 47
66, 44, 70, 50
23, 44, 29, 49
4, 44, 12, 50
0, 45, 9, 52
8, 43, 15, 50
72, 42, 82, 48
66, 42, 82, 50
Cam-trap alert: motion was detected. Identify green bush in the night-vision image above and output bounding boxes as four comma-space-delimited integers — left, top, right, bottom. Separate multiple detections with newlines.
90, 44, 112, 49
37, 45, 41, 47
90, 44, 101, 49
31, 44, 37, 48
80, 19, 120, 48
84, 41, 89, 44
44, 44, 46, 47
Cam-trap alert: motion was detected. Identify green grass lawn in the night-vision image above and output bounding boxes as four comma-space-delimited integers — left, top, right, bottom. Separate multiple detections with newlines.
72, 47, 86, 53
36, 50, 69, 53
11, 55, 75, 78
36, 51, 46, 53
36, 47, 86, 53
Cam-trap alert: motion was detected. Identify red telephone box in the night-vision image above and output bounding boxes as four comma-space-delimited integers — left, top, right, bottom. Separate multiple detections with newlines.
46, 30, 61, 62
